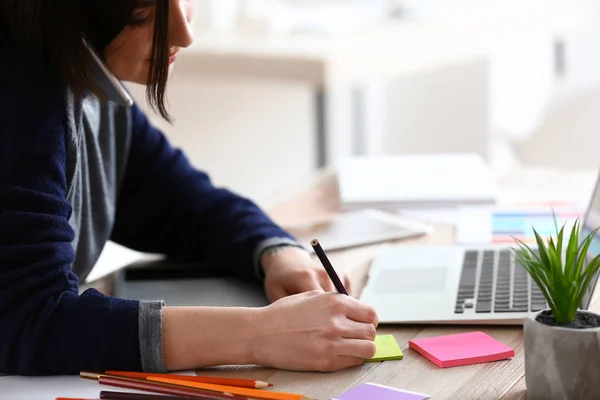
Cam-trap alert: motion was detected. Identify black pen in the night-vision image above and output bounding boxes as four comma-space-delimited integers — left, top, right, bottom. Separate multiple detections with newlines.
311, 239, 349, 295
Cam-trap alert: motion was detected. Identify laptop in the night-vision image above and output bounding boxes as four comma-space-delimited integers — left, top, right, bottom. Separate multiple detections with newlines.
359, 172, 600, 325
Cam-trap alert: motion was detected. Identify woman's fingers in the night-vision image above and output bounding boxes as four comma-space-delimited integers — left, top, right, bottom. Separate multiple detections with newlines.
341, 296, 379, 327
317, 272, 337, 292
332, 318, 377, 341
336, 338, 377, 359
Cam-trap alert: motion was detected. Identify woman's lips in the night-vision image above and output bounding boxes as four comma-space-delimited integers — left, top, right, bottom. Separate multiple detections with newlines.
147, 52, 179, 64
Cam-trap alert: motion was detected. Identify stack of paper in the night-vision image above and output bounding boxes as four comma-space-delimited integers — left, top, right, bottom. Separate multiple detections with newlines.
337, 154, 497, 211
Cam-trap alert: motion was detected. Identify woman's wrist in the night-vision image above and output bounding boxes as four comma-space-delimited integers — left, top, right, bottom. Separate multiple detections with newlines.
261, 245, 311, 276
161, 306, 261, 371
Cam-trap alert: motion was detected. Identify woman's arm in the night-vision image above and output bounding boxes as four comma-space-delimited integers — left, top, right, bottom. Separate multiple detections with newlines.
0, 55, 149, 375
162, 291, 378, 372
110, 104, 302, 281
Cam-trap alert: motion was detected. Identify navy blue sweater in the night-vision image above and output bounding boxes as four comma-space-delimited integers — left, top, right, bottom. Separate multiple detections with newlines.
0, 52, 296, 375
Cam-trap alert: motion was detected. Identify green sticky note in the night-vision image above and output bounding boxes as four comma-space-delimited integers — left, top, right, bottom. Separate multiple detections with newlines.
365, 334, 404, 362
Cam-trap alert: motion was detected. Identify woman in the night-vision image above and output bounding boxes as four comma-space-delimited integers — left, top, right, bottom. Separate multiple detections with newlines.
0, 0, 379, 376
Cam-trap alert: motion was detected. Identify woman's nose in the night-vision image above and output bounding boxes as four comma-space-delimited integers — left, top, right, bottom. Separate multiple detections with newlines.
170, 0, 194, 49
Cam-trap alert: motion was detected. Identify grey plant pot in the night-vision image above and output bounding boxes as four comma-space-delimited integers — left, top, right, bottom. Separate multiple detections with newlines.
524, 310, 600, 400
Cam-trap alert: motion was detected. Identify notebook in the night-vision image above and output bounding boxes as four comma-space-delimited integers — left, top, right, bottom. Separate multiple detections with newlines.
337, 154, 497, 210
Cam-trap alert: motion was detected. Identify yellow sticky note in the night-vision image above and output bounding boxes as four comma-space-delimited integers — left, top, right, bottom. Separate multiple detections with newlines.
365, 334, 404, 362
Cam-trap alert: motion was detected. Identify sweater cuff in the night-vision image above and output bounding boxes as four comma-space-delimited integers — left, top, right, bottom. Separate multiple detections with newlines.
253, 237, 307, 281
138, 300, 167, 372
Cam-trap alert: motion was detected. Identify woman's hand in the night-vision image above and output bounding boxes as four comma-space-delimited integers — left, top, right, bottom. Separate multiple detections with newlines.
261, 246, 352, 302
249, 290, 379, 372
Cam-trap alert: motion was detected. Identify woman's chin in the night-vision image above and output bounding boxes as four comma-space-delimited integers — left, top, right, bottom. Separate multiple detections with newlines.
110, 64, 174, 86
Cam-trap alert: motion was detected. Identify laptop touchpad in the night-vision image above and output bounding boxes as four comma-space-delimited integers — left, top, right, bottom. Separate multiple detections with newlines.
374, 268, 447, 293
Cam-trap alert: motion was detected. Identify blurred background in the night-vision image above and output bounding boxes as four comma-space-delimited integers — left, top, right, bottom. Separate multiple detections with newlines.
124, 0, 600, 210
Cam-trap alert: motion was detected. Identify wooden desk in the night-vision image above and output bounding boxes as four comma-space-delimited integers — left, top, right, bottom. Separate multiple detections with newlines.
188, 166, 600, 400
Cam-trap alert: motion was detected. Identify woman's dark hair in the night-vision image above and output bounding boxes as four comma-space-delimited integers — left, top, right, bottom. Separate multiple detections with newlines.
0, 0, 172, 121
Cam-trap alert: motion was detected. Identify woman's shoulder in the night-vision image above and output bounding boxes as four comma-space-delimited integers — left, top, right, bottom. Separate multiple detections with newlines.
0, 44, 71, 168
0, 42, 67, 102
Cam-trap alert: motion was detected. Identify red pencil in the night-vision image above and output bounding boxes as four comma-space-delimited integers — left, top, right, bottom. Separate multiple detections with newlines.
105, 370, 273, 389
55, 397, 96, 400
99, 376, 245, 400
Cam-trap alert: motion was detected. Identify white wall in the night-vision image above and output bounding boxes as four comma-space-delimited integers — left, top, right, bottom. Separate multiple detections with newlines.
504, 0, 600, 169
561, 0, 600, 92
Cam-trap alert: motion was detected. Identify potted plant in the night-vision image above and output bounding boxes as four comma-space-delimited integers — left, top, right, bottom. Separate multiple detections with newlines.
512, 217, 600, 400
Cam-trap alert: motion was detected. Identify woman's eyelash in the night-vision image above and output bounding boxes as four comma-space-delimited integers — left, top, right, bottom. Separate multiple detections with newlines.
128, 18, 148, 28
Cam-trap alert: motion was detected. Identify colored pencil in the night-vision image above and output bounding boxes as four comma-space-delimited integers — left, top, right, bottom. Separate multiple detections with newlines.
100, 390, 200, 400
80, 372, 246, 400
98, 376, 241, 400
148, 377, 308, 400
56, 398, 97, 400
310, 239, 348, 295
105, 370, 273, 389
99, 376, 242, 400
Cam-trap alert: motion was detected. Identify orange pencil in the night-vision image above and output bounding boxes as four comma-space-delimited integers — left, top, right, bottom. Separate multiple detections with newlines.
148, 377, 311, 400
105, 370, 273, 389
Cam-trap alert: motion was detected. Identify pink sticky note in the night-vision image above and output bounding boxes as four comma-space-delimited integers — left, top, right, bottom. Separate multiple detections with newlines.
408, 331, 514, 368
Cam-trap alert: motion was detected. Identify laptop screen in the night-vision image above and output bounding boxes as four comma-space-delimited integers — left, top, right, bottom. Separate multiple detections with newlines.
580, 175, 600, 309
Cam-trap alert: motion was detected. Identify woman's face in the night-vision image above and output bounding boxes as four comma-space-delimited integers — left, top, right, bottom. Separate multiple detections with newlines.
104, 0, 194, 84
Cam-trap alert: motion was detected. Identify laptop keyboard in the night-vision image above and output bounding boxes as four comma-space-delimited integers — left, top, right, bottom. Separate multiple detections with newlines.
455, 249, 547, 314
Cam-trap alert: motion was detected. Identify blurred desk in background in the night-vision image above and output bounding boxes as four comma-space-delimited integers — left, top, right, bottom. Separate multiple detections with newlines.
179, 2, 577, 168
